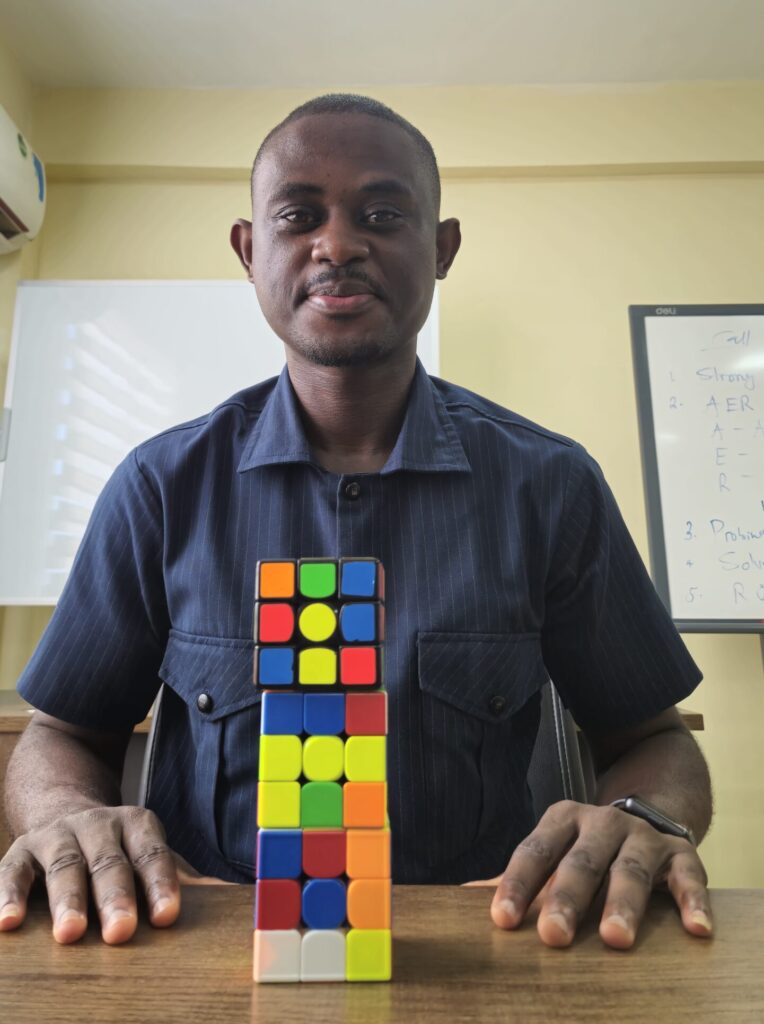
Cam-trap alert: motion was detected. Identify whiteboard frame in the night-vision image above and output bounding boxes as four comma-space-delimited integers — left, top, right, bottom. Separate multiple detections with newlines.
629, 303, 764, 634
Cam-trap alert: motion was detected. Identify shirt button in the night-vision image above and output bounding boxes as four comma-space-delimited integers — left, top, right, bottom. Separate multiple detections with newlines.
488, 695, 506, 717
197, 693, 214, 714
344, 481, 361, 501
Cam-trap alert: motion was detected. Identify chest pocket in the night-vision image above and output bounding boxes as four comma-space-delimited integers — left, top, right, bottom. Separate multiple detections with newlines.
156, 629, 261, 872
417, 631, 549, 871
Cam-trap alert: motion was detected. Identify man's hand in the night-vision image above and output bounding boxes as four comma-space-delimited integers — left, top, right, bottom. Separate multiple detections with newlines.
490, 800, 712, 949
0, 805, 182, 945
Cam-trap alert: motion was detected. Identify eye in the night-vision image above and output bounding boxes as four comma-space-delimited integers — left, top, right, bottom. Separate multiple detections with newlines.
365, 209, 400, 224
281, 208, 317, 225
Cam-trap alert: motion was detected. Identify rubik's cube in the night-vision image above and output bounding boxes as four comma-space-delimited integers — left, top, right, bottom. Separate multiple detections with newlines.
252, 558, 392, 983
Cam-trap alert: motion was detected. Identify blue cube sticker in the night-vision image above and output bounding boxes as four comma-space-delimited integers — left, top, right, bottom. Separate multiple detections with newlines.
258, 647, 294, 685
340, 603, 376, 642
262, 692, 304, 734
340, 560, 376, 598
303, 693, 345, 735
257, 829, 303, 879
302, 878, 347, 929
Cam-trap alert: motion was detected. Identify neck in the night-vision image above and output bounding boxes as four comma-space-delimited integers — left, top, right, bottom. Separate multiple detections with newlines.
285, 345, 417, 474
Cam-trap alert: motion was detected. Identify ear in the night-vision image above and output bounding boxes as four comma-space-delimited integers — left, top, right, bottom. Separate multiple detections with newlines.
435, 217, 462, 280
230, 219, 254, 282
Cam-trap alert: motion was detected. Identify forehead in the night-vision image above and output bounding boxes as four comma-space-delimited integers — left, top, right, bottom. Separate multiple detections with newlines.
254, 113, 427, 203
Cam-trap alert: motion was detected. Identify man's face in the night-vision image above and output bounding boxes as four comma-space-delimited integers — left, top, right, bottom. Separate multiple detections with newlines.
237, 113, 457, 368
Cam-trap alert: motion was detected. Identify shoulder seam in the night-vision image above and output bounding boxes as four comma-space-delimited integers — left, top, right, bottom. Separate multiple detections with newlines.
131, 447, 163, 519
136, 399, 264, 451
442, 399, 577, 448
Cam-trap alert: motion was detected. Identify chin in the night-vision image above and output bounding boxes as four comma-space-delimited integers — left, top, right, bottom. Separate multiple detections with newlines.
290, 336, 399, 368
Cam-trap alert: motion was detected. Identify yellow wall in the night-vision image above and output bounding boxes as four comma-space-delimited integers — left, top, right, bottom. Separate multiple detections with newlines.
1, 80, 763, 888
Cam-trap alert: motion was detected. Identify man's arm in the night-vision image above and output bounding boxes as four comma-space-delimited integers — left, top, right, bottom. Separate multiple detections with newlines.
490, 706, 713, 949
1, 711, 181, 945
589, 706, 712, 841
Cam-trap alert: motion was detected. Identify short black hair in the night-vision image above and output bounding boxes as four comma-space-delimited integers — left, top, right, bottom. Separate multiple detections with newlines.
251, 92, 441, 217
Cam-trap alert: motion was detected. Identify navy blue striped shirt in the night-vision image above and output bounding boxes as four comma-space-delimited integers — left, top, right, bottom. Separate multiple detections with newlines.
17, 358, 702, 883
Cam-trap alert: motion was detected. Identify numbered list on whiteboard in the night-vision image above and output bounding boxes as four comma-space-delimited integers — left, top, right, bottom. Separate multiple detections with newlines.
645, 315, 764, 620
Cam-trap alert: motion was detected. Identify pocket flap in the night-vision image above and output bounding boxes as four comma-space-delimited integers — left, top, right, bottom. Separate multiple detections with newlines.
158, 629, 260, 721
417, 631, 548, 724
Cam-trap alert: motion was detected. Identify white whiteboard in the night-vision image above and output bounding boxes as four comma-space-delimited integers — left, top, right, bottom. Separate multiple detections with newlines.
630, 305, 764, 631
0, 280, 439, 604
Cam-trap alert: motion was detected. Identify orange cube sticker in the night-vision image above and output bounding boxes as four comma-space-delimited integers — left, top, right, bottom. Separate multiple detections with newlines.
258, 561, 296, 599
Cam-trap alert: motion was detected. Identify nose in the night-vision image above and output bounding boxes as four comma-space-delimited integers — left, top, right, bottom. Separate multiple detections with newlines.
311, 211, 369, 266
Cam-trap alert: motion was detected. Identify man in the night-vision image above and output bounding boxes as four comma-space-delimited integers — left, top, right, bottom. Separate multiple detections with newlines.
1, 94, 712, 950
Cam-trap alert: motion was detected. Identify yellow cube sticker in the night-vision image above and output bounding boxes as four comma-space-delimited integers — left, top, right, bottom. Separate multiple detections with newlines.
346, 929, 391, 982
299, 647, 337, 685
344, 736, 386, 782
303, 735, 345, 781
257, 781, 300, 828
258, 735, 302, 781
298, 602, 337, 642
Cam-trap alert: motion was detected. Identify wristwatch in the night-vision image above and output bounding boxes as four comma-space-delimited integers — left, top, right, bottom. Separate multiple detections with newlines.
610, 795, 696, 846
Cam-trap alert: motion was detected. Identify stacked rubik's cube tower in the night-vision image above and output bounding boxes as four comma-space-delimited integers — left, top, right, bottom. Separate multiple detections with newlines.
253, 557, 391, 983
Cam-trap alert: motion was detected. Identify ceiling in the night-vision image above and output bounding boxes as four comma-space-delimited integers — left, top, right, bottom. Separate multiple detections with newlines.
1, 0, 763, 90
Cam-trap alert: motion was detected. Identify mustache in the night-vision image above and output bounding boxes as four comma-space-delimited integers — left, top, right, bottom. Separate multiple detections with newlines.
302, 270, 385, 301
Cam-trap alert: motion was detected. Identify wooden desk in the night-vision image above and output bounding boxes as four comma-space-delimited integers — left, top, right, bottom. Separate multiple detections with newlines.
0, 886, 760, 1023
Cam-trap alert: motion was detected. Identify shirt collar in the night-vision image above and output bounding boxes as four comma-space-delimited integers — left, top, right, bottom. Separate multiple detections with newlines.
237, 357, 471, 476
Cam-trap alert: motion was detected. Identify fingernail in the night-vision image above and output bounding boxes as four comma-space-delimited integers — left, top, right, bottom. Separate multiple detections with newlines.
0, 903, 19, 922
499, 898, 518, 918
107, 909, 133, 926
691, 909, 712, 932
547, 911, 571, 936
57, 908, 84, 926
153, 897, 172, 916
606, 914, 633, 936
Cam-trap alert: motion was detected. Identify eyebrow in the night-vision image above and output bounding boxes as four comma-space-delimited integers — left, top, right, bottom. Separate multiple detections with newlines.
268, 178, 415, 203
359, 179, 414, 198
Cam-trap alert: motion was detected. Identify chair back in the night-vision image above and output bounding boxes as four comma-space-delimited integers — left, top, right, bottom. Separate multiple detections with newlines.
526, 681, 594, 819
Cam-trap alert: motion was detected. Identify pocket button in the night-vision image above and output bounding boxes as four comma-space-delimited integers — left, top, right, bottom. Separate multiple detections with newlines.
488, 695, 506, 717
197, 692, 214, 714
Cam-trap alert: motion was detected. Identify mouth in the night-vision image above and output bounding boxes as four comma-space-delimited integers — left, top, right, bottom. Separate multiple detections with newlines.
301, 282, 378, 313
305, 293, 378, 315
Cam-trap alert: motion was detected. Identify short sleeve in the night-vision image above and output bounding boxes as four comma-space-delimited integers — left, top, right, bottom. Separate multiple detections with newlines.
17, 448, 169, 731
540, 444, 703, 732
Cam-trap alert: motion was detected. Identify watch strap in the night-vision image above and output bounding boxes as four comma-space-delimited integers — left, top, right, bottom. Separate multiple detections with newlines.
610, 796, 696, 846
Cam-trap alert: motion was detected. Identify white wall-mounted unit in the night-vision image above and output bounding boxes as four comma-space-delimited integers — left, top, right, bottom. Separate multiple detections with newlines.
0, 105, 46, 255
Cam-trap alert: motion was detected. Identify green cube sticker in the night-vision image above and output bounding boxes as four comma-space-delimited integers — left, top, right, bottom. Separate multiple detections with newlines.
299, 561, 337, 598
301, 781, 343, 827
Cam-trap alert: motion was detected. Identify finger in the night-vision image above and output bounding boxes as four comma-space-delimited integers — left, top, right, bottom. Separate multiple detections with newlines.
76, 811, 138, 945
664, 844, 713, 938
121, 809, 181, 928
491, 802, 579, 930
0, 842, 37, 933
598, 827, 669, 950
537, 830, 615, 948
461, 875, 503, 889
29, 828, 89, 944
